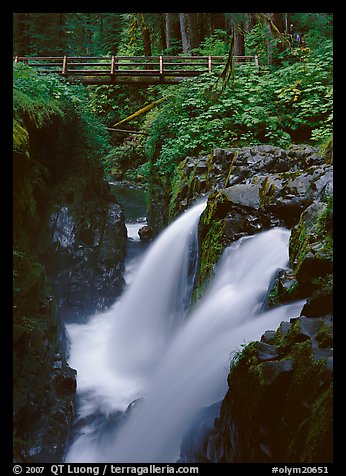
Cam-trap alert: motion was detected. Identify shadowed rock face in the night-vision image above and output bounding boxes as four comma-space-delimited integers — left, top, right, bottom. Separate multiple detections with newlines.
13, 116, 128, 462
45, 200, 127, 323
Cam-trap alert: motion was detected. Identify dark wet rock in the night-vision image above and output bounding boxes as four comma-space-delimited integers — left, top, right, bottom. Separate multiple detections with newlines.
223, 183, 261, 210
298, 316, 328, 340
289, 200, 332, 301
261, 330, 277, 345
312, 348, 333, 362
46, 202, 127, 322
278, 321, 292, 337
301, 288, 333, 317
256, 342, 279, 362
262, 360, 294, 386
13, 110, 128, 462
325, 356, 333, 372
138, 225, 154, 241
147, 143, 333, 465
179, 401, 222, 463
195, 158, 208, 173
52, 366, 77, 398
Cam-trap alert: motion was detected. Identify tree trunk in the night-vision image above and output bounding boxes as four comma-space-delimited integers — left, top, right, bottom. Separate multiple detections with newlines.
142, 27, 152, 56
188, 13, 203, 50
160, 14, 167, 51
269, 13, 286, 64
138, 14, 152, 58
233, 21, 245, 57
179, 13, 192, 53
246, 13, 256, 32
271, 13, 285, 32
262, 13, 274, 65
165, 13, 172, 50
210, 13, 225, 32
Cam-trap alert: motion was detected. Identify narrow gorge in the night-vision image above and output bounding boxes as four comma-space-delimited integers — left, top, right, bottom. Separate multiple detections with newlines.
14, 117, 333, 463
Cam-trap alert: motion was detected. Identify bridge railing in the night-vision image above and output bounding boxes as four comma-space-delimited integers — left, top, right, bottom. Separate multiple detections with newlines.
13, 55, 259, 77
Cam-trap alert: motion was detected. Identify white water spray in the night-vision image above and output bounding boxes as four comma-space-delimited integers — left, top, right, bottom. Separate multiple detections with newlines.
65, 202, 304, 463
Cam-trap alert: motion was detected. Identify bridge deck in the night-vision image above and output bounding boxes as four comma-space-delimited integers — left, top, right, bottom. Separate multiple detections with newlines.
13, 55, 259, 85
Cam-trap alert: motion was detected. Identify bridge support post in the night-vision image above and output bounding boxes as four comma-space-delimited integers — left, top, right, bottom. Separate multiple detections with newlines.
159, 55, 164, 75
208, 55, 212, 73
62, 56, 68, 75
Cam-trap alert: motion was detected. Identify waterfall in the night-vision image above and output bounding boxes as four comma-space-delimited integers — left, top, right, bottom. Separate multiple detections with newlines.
107, 200, 206, 379
65, 202, 304, 463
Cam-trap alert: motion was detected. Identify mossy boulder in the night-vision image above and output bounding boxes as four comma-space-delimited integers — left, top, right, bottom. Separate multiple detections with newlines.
165, 144, 332, 302
189, 314, 333, 463
289, 198, 333, 308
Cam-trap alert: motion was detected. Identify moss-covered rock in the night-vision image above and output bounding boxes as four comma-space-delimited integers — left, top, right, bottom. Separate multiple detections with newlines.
289, 197, 333, 308
163, 144, 332, 304
13, 250, 77, 463
193, 314, 333, 463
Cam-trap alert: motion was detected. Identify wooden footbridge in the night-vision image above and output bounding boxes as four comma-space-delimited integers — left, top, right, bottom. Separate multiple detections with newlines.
13, 55, 259, 85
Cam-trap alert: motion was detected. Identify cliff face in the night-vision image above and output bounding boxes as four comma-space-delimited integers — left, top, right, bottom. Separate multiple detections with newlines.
13, 109, 127, 462
171, 144, 333, 463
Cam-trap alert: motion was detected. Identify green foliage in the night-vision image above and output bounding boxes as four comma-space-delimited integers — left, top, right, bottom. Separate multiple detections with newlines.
13, 63, 111, 159
290, 13, 333, 51
13, 14, 333, 188
87, 83, 150, 127
192, 29, 229, 56
145, 42, 332, 178
245, 23, 268, 63
103, 135, 147, 181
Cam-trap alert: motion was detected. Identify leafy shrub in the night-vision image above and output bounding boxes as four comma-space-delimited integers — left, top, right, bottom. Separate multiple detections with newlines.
145, 43, 332, 178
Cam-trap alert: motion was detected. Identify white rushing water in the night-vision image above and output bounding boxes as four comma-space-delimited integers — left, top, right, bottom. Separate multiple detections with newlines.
65, 201, 304, 463
123, 220, 147, 285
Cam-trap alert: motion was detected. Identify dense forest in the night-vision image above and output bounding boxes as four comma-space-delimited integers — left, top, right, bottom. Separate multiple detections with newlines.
13, 12, 333, 466
13, 13, 333, 184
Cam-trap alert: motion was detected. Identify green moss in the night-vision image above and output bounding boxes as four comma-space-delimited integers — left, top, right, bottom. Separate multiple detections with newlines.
319, 136, 333, 165
267, 279, 280, 305
13, 118, 29, 156
274, 318, 300, 349
290, 194, 333, 273
284, 346, 332, 461
168, 159, 200, 221
197, 220, 224, 297
289, 219, 310, 271
225, 341, 267, 444
301, 384, 333, 462
259, 176, 275, 207
193, 190, 235, 299
13, 251, 45, 304
315, 322, 333, 348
